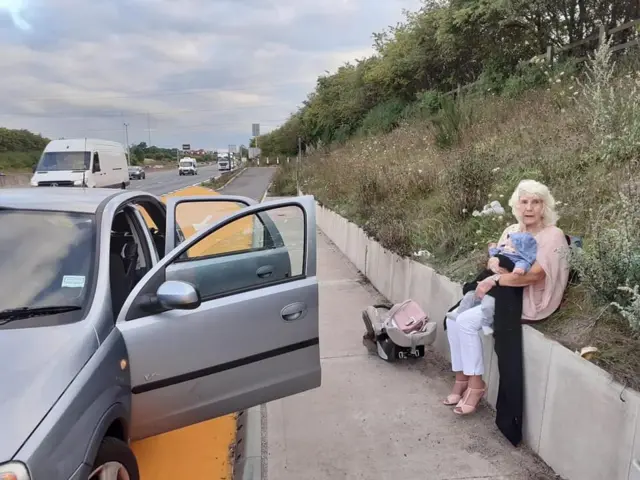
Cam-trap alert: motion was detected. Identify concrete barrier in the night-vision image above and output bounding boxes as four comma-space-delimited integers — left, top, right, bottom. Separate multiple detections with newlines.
314, 201, 640, 480
0, 173, 30, 188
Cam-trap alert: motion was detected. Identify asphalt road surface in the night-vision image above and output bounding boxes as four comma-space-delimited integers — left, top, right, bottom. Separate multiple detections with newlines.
217, 166, 277, 201
132, 165, 277, 200
129, 164, 220, 195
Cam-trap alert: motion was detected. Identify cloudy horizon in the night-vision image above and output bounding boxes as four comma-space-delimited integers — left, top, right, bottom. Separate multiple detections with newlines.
0, 0, 422, 151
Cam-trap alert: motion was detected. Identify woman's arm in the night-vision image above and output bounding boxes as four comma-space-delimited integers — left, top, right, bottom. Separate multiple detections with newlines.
476, 262, 545, 299
498, 262, 545, 287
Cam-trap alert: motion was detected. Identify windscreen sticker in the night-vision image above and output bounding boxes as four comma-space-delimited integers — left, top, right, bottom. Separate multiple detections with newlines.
62, 275, 86, 288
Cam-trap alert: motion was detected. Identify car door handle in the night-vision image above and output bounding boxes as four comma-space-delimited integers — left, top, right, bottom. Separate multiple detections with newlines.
256, 265, 273, 278
281, 302, 307, 321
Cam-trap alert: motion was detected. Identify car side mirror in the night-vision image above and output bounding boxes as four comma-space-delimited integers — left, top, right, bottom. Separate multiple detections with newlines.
156, 280, 201, 310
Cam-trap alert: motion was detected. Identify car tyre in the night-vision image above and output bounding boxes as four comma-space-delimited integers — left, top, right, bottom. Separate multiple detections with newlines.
90, 437, 140, 480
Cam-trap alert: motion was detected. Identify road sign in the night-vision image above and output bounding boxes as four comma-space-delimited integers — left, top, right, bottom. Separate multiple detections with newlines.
248, 147, 261, 159
252, 124, 260, 137
182, 144, 190, 150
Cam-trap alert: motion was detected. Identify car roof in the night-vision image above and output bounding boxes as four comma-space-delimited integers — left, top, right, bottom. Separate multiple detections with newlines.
0, 187, 140, 214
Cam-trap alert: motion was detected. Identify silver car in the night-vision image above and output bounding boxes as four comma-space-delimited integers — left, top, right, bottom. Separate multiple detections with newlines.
0, 187, 320, 480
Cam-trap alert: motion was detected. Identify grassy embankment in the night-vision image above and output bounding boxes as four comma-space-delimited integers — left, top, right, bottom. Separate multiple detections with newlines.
271, 44, 640, 390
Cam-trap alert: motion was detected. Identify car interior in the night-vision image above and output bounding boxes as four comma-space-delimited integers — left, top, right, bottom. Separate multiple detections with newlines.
109, 209, 151, 318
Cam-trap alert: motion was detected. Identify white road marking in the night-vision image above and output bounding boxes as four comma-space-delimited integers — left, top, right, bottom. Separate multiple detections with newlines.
193, 215, 213, 231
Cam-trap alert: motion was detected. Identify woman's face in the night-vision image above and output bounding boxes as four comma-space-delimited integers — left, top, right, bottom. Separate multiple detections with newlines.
517, 194, 544, 227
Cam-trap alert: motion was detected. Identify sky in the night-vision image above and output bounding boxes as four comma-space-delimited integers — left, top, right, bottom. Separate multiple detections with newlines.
0, 0, 422, 151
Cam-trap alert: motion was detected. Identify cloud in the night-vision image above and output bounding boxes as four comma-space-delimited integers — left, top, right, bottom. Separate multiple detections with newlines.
0, 0, 421, 149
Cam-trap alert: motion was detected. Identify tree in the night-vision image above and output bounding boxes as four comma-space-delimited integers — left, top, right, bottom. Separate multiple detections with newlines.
256, 0, 635, 157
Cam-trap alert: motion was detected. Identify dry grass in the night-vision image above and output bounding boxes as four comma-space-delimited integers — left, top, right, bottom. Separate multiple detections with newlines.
287, 83, 640, 390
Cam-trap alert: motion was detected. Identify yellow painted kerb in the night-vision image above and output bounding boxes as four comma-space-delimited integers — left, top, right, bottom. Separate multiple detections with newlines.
132, 184, 242, 480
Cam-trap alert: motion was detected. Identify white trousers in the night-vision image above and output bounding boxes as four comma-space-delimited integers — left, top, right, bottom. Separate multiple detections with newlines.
446, 305, 485, 376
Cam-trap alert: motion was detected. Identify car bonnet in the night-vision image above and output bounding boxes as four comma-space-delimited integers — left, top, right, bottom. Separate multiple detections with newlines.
0, 321, 98, 460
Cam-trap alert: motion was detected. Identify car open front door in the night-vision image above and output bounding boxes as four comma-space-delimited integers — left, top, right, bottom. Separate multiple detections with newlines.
116, 195, 320, 440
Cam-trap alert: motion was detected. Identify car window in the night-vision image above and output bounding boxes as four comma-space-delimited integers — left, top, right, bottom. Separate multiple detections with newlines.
174, 200, 250, 255
93, 152, 101, 172
35, 151, 90, 172
166, 204, 305, 299
0, 210, 96, 327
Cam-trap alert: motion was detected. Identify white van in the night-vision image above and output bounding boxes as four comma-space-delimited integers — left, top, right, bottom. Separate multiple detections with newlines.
30, 138, 130, 189
178, 157, 198, 175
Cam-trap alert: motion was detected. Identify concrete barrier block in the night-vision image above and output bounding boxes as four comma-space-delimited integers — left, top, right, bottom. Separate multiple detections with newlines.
365, 240, 381, 292
409, 264, 448, 359
521, 326, 553, 453
354, 227, 368, 273
374, 247, 394, 300
327, 209, 338, 242
390, 256, 411, 304
333, 215, 348, 252
344, 222, 358, 266
407, 263, 434, 314
539, 344, 640, 480
481, 335, 498, 407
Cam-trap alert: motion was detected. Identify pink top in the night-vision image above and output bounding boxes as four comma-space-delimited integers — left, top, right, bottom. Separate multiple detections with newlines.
498, 223, 570, 321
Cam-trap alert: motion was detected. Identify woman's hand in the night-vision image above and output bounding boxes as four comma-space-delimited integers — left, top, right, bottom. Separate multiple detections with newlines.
475, 277, 496, 299
487, 257, 510, 274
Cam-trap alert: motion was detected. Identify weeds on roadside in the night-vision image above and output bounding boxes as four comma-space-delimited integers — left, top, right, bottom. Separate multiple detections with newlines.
569, 37, 640, 332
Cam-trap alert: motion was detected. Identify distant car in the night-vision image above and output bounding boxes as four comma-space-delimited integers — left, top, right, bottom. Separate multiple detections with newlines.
128, 166, 145, 180
0, 187, 321, 480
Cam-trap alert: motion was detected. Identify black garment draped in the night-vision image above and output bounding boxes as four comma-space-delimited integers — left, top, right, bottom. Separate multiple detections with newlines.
444, 268, 524, 446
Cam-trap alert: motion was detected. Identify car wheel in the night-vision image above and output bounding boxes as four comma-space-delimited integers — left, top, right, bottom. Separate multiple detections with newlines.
90, 437, 139, 480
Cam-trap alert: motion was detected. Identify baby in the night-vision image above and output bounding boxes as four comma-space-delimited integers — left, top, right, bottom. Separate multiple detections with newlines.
446, 232, 537, 335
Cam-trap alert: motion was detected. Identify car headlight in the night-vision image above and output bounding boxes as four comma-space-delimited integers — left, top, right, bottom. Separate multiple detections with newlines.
0, 463, 30, 480
74, 180, 83, 186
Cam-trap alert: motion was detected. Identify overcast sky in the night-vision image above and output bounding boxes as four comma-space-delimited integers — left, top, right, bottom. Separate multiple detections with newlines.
0, 0, 422, 151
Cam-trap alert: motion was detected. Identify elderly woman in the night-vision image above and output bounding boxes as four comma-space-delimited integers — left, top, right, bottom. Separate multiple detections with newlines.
444, 179, 570, 415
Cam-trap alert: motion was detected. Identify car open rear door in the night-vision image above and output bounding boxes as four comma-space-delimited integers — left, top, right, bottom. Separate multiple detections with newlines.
116, 195, 320, 440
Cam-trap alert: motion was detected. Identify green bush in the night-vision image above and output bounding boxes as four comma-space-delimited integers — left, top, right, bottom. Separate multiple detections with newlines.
359, 99, 407, 136
444, 147, 495, 219
0, 151, 41, 171
431, 94, 474, 148
271, 162, 299, 196
402, 90, 445, 120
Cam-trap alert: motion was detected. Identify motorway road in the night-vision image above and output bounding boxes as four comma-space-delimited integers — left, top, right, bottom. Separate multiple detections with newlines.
131, 165, 277, 200
129, 164, 221, 195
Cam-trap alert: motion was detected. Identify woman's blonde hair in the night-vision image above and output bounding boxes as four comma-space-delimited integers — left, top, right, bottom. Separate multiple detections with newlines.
508, 179, 559, 226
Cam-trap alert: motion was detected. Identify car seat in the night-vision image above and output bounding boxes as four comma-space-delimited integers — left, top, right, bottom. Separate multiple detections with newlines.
362, 299, 437, 362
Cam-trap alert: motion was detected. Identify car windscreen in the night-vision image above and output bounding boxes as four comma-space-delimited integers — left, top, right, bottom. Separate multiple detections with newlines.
180, 161, 194, 167
36, 151, 90, 172
0, 210, 96, 327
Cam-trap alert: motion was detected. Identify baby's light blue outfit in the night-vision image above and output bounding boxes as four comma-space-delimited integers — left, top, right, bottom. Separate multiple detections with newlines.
447, 232, 538, 335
